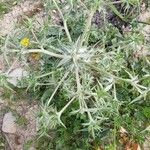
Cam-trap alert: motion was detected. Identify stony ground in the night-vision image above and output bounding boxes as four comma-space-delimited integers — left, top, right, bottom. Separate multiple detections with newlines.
0, 1, 43, 149
0, 0, 46, 36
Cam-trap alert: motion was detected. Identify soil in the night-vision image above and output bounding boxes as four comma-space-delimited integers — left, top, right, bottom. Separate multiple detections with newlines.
0, 98, 38, 150
0, 0, 136, 36
0, 0, 46, 36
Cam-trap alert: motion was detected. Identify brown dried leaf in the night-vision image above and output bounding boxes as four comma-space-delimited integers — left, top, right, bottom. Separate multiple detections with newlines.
125, 141, 141, 150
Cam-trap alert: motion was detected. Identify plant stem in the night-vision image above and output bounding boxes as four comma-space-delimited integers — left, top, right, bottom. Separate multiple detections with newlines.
52, 0, 72, 42
58, 96, 76, 115
47, 71, 69, 105
6, 57, 19, 75
138, 20, 150, 26
22, 49, 65, 59
79, 9, 95, 47
130, 88, 150, 104
36, 71, 54, 79
73, 57, 94, 122
56, 96, 76, 128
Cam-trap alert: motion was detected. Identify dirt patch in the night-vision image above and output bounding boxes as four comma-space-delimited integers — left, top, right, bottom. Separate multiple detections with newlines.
0, 99, 38, 150
0, 0, 45, 36
139, 8, 150, 40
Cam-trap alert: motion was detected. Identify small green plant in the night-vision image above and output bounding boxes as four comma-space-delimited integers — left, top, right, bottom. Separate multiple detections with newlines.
15, 115, 28, 127
0, 0, 19, 18
0, 135, 5, 150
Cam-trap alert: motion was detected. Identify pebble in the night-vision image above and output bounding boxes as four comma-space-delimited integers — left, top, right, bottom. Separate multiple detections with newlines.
2, 112, 17, 134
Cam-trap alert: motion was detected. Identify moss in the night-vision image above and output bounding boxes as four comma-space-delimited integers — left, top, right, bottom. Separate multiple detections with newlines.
23, 140, 34, 150
15, 115, 28, 127
0, 3, 8, 16
0, 106, 12, 116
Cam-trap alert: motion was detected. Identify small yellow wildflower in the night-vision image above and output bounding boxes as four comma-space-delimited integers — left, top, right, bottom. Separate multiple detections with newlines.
20, 38, 30, 47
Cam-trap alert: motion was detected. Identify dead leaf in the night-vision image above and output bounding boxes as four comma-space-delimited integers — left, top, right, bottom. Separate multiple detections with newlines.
125, 141, 141, 150
120, 127, 128, 134
119, 127, 129, 144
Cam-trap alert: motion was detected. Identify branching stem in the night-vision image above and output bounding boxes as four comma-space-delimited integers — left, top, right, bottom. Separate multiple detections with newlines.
79, 9, 95, 47
52, 0, 72, 42
22, 49, 65, 59
47, 71, 69, 106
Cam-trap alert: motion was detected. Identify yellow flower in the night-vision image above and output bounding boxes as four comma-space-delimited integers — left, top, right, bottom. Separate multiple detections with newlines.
20, 38, 30, 47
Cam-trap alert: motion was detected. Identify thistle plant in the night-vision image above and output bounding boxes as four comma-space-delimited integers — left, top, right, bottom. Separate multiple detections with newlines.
0, 0, 149, 148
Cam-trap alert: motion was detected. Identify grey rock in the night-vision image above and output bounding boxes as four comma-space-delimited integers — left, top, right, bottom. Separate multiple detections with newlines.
2, 112, 17, 134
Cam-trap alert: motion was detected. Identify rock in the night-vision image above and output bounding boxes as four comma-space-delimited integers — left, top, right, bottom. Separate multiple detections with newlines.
139, 10, 150, 39
0, 98, 4, 104
28, 147, 36, 150
7, 67, 28, 87
2, 112, 17, 134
